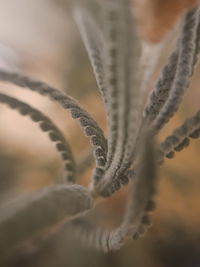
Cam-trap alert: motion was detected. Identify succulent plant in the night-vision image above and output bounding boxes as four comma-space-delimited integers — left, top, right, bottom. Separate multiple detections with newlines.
0, 0, 199, 257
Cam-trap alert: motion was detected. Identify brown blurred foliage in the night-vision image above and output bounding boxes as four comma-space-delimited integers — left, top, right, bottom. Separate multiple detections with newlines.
133, 0, 198, 42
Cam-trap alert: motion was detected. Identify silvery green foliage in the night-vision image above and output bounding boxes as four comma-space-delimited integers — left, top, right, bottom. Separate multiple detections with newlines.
0, 93, 77, 183
0, 184, 93, 257
0, 71, 108, 170
145, 7, 200, 132
159, 110, 200, 159
0, 0, 199, 255
75, 0, 143, 197
70, 130, 157, 252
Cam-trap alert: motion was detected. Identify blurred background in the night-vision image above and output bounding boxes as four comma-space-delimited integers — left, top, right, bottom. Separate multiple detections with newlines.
0, 0, 200, 266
